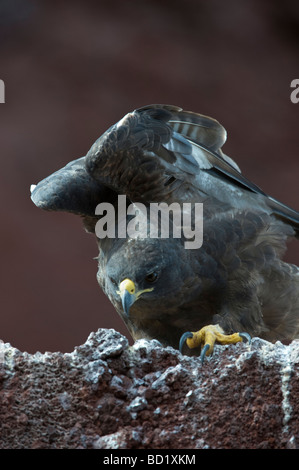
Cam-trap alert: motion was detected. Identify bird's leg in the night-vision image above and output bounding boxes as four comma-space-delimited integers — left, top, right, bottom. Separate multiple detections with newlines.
179, 324, 250, 363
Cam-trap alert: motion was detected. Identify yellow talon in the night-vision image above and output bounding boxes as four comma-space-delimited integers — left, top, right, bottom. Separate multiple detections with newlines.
179, 324, 250, 362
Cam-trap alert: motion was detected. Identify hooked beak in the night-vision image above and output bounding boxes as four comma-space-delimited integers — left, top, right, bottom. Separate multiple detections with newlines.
117, 278, 154, 317
118, 278, 137, 317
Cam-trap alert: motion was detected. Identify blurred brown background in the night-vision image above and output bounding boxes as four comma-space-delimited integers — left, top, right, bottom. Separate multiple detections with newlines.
0, 0, 298, 353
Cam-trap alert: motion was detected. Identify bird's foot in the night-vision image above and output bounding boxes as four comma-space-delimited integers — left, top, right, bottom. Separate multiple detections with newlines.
179, 324, 251, 363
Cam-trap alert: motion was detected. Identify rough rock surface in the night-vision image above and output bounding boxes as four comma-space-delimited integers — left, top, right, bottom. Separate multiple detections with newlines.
0, 328, 299, 449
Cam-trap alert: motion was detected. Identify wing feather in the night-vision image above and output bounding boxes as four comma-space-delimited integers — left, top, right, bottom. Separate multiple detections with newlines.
31, 104, 299, 236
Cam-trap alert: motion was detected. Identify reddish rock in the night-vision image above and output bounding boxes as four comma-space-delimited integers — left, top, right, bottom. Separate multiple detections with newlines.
0, 329, 299, 449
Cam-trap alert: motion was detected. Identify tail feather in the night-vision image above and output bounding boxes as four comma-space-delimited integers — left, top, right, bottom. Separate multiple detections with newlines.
267, 196, 299, 238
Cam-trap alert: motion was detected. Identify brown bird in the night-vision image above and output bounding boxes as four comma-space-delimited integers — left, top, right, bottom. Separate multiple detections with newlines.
31, 104, 299, 361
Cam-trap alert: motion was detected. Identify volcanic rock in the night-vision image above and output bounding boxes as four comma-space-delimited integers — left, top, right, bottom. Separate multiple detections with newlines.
0, 328, 298, 449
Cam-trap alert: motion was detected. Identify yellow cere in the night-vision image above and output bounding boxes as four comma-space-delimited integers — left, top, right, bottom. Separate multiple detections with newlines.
119, 278, 136, 295
117, 278, 154, 299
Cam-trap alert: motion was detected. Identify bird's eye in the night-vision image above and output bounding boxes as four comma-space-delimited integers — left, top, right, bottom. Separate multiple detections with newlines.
145, 272, 158, 283
110, 277, 117, 286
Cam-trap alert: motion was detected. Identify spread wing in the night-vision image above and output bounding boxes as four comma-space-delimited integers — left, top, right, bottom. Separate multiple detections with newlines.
85, 104, 267, 202
30, 157, 116, 232
85, 104, 299, 235
31, 104, 299, 236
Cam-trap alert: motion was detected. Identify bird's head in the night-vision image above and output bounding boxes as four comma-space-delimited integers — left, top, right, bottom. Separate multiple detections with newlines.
100, 236, 195, 321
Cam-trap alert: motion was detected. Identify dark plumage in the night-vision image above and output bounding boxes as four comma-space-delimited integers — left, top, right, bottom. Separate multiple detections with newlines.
31, 104, 299, 358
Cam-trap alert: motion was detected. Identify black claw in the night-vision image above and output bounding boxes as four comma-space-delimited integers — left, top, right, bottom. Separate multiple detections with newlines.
239, 332, 251, 344
200, 343, 211, 364
179, 331, 193, 353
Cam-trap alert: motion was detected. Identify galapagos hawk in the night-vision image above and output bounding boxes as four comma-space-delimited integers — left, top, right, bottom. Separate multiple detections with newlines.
30, 104, 299, 361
